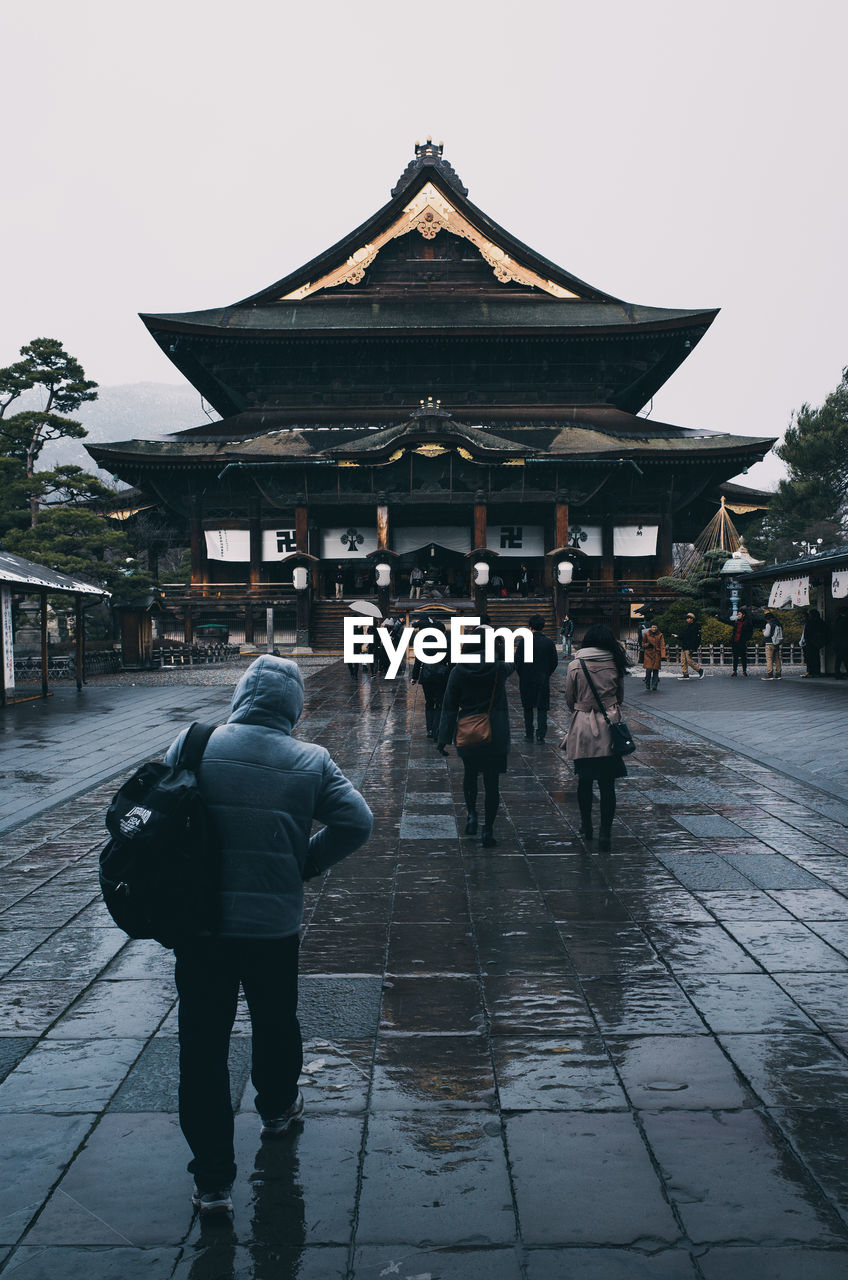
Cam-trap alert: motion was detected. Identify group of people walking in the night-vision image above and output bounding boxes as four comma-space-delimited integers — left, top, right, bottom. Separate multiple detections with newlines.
410, 616, 626, 855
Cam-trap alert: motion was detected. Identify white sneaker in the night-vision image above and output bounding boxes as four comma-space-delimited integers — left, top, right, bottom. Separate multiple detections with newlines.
260, 1089, 305, 1138
192, 1184, 233, 1216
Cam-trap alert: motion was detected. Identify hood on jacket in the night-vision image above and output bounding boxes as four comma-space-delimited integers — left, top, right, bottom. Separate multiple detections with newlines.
228, 655, 304, 732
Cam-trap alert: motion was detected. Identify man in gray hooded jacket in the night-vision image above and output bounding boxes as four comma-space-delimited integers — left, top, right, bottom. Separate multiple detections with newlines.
163, 656, 373, 1215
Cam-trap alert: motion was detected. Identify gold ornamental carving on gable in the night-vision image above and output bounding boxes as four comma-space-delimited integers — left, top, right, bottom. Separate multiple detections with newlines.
282, 181, 578, 301
413, 442, 449, 457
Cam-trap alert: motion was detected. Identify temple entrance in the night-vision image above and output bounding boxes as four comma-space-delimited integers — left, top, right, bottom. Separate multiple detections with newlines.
397, 545, 469, 599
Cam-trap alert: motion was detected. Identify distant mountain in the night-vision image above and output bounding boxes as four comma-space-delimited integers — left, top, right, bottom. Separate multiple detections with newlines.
17, 382, 221, 482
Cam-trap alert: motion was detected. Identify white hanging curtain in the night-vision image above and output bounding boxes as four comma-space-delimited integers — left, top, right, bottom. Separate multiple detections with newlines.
832, 569, 848, 600
567, 525, 603, 556
393, 526, 471, 555
768, 579, 795, 608
204, 529, 250, 562
613, 524, 658, 556
793, 576, 810, 607
262, 528, 297, 561
320, 527, 378, 559
486, 525, 544, 557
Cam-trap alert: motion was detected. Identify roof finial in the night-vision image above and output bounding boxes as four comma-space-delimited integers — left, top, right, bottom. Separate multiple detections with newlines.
415, 138, 443, 160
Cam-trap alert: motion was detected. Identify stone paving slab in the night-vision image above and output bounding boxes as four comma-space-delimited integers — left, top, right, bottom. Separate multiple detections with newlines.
2, 659, 848, 1275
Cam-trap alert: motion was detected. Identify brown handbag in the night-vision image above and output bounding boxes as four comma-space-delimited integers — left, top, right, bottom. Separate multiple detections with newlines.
455, 673, 498, 748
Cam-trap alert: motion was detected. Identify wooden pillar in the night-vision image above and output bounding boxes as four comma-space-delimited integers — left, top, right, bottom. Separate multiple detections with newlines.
295, 501, 308, 554
184, 604, 193, 646
75, 597, 84, 690
657, 515, 674, 578
822, 571, 836, 675
474, 494, 487, 551
601, 522, 615, 585
244, 603, 255, 645
555, 501, 569, 549
189, 498, 206, 589
39, 590, 49, 697
377, 502, 389, 552
249, 502, 262, 589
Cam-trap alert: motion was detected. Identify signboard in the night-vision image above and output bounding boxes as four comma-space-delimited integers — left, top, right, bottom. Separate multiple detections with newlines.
320, 527, 378, 559
833, 570, 848, 600
613, 524, 658, 556
486, 525, 544, 557
1, 586, 14, 695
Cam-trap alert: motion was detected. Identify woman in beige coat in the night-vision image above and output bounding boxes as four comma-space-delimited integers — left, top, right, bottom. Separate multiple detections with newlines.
641, 624, 666, 692
562, 624, 628, 851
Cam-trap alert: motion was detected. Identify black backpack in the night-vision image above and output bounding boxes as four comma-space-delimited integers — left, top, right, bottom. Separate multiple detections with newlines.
99, 722, 220, 948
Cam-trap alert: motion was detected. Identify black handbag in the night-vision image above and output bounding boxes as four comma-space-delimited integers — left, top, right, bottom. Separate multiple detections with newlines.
578, 659, 636, 756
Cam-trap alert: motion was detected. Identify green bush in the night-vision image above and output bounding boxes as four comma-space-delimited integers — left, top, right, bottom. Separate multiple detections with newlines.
772, 607, 803, 643
654, 599, 703, 641
701, 617, 732, 645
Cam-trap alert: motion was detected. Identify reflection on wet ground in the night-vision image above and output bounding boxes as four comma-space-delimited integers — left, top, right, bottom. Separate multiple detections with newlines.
2, 661, 848, 1276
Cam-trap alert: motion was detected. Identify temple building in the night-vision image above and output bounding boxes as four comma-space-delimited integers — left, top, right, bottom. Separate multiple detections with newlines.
89, 141, 773, 644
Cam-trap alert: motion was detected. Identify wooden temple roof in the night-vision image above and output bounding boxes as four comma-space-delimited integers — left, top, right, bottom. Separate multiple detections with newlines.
88, 404, 773, 475
138, 142, 720, 419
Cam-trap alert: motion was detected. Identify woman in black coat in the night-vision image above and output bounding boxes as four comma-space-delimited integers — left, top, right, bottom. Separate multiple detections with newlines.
437, 647, 514, 848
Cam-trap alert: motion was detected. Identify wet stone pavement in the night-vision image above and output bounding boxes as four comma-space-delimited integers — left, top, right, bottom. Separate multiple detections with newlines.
2, 662, 848, 1277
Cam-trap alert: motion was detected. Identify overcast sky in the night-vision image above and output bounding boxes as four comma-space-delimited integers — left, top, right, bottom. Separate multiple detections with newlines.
3, 0, 846, 491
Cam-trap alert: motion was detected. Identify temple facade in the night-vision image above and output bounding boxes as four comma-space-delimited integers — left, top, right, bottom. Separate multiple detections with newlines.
89, 141, 772, 644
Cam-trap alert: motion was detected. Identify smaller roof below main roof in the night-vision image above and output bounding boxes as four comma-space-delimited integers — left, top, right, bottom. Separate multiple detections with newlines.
86, 404, 775, 473
0, 550, 110, 597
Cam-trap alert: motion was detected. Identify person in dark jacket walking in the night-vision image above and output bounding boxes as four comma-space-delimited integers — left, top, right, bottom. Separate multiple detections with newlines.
515, 615, 559, 741
411, 624, 450, 737
437, 637, 514, 848
560, 614, 574, 658
163, 656, 373, 1216
800, 608, 828, 678
562, 624, 628, 851
728, 607, 754, 676
675, 612, 705, 680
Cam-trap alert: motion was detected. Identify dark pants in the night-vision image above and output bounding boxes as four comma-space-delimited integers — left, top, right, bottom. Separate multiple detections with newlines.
835, 648, 848, 678
805, 646, 822, 677
731, 642, 748, 674
577, 776, 616, 832
644, 669, 659, 690
523, 703, 548, 740
174, 934, 302, 1189
462, 761, 501, 829
424, 697, 443, 736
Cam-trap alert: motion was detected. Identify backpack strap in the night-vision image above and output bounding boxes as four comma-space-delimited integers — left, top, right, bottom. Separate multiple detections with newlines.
178, 722, 217, 773
579, 659, 614, 729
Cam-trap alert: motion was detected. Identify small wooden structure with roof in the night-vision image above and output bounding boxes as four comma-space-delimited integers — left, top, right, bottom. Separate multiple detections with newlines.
0, 550, 110, 706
